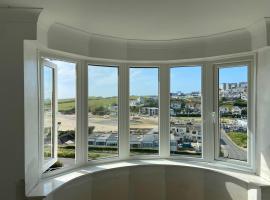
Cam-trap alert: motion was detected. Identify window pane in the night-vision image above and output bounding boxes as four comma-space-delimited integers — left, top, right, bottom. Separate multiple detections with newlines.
43, 59, 77, 172
129, 67, 159, 155
43, 66, 54, 161
170, 66, 202, 157
56, 60, 76, 169
218, 66, 248, 161
88, 65, 119, 160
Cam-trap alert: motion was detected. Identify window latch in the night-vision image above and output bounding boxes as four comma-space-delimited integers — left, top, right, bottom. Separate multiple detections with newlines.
211, 112, 216, 124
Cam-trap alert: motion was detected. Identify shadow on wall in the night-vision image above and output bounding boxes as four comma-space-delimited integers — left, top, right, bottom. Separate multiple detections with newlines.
204, 170, 247, 200
45, 166, 248, 200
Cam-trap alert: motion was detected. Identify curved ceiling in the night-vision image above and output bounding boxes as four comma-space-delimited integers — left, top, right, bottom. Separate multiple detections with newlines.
1, 0, 270, 40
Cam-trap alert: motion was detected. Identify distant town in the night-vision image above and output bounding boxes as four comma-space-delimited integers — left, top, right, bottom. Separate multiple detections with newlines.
85, 81, 248, 158
46, 81, 248, 161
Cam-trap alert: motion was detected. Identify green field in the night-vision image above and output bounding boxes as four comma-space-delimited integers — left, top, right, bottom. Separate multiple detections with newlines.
58, 99, 75, 113
58, 97, 118, 114
88, 97, 117, 107
227, 132, 247, 148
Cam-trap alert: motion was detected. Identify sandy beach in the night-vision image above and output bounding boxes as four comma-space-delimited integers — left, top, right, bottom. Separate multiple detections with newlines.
56, 113, 159, 132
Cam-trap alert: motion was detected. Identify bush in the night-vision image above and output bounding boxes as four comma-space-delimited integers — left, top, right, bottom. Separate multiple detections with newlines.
227, 132, 247, 148
130, 148, 158, 154
233, 99, 247, 107
88, 146, 117, 152
60, 107, 75, 114
91, 106, 110, 115
58, 148, 75, 158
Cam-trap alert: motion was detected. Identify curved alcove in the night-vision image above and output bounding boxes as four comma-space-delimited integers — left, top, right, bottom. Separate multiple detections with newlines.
2, 4, 270, 200
29, 160, 269, 200
23, 16, 270, 200
22, 8, 270, 200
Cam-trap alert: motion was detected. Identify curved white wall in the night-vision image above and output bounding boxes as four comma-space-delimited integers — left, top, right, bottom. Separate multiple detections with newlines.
36, 18, 270, 61
28, 14, 270, 200
44, 23, 250, 60
46, 165, 248, 200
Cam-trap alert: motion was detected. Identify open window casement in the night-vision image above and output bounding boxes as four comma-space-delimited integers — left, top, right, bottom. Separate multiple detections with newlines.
40, 59, 58, 173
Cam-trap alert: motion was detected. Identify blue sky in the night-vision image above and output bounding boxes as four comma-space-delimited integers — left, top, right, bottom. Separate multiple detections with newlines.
44, 60, 76, 99
219, 66, 247, 83
88, 66, 118, 97
170, 66, 201, 93
44, 66, 53, 99
45, 62, 248, 99
130, 67, 158, 96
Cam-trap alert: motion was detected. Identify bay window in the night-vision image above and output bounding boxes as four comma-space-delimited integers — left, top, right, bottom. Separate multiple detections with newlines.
39, 54, 255, 175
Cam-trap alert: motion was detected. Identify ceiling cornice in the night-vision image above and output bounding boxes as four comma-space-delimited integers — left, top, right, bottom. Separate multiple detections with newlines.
0, 7, 42, 23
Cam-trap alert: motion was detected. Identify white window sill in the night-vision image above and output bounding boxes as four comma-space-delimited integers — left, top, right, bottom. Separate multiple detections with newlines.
27, 158, 270, 198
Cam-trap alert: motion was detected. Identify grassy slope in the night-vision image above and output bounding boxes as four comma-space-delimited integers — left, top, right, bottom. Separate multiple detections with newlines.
227, 132, 247, 148
58, 99, 75, 112
58, 97, 118, 112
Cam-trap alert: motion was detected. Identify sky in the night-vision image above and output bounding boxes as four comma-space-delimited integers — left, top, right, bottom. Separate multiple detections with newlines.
44, 60, 76, 99
44, 61, 248, 99
219, 66, 247, 83
130, 67, 158, 96
44, 66, 53, 99
88, 65, 118, 97
170, 66, 201, 93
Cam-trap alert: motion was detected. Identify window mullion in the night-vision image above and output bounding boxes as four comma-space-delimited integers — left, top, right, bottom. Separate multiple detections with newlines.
53, 66, 58, 161
248, 60, 256, 170
202, 63, 215, 162
76, 60, 88, 165
119, 64, 130, 159
159, 65, 170, 158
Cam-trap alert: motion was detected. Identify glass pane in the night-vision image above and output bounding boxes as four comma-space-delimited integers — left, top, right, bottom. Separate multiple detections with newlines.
88, 65, 119, 160
129, 67, 159, 156
218, 66, 248, 161
170, 66, 202, 157
55, 60, 76, 169
43, 66, 53, 161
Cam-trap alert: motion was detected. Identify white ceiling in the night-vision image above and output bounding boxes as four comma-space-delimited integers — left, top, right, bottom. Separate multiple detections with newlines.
1, 0, 270, 40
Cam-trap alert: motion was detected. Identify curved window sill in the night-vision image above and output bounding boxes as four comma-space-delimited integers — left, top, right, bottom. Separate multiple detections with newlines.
27, 159, 270, 198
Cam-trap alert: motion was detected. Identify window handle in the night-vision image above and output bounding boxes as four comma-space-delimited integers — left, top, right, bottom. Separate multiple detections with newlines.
212, 112, 216, 124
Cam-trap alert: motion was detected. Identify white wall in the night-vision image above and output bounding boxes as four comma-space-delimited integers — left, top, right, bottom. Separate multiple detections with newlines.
0, 8, 41, 200
46, 166, 248, 200
257, 48, 270, 181
24, 40, 39, 195
46, 23, 251, 61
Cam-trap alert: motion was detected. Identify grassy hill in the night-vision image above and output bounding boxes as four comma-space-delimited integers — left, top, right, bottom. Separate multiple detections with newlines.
58, 97, 118, 114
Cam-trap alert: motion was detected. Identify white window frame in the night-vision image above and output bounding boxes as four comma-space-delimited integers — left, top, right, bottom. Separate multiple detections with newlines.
128, 65, 161, 159
168, 65, 205, 161
36, 50, 256, 178
213, 60, 255, 170
39, 58, 58, 173
87, 64, 120, 161
39, 53, 84, 176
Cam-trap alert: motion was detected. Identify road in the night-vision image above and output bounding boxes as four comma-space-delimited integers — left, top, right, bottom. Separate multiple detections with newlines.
220, 129, 247, 161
